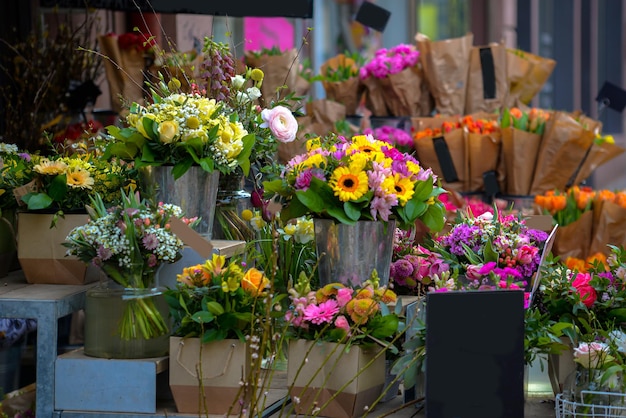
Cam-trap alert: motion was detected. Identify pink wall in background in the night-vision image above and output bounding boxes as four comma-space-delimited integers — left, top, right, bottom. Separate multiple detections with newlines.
243, 17, 295, 51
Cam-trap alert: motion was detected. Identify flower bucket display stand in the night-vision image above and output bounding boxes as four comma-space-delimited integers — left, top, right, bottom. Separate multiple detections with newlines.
55, 348, 170, 414
556, 391, 626, 417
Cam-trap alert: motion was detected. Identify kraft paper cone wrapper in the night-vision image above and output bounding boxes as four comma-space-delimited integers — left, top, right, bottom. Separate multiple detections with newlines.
416, 32, 473, 116
467, 130, 502, 192
530, 112, 595, 195
98, 35, 125, 113
511, 50, 557, 105
411, 115, 460, 132
245, 49, 299, 107
552, 210, 593, 259
465, 42, 509, 114
119, 47, 148, 108
589, 201, 626, 256
324, 77, 361, 115
574, 141, 625, 185
414, 128, 468, 192
504, 49, 533, 108
306, 99, 347, 131
501, 127, 541, 195
361, 76, 389, 117
379, 67, 422, 117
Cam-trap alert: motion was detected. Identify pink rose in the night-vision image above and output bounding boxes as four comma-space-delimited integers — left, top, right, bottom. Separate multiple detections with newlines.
334, 315, 350, 332
572, 273, 597, 308
516, 245, 538, 264
465, 264, 484, 281
260, 106, 298, 143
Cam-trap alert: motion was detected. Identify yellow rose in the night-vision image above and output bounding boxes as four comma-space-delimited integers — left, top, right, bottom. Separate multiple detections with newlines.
241, 268, 269, 296
158, 120, 180, 144
136, 114, 156, 138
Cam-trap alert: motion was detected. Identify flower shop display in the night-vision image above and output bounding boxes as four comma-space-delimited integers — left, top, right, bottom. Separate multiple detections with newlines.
500, 107, 550, 195
573, 132, 625, 186
285, 274, 400, 418
318, 52, 364, 116
242, 209, 318, 293
505, 48, 556, 107
10, 150, 138, 284
64, 191, 186, 358
164, 254, 279, 414
534, 187, 626, 259
264, 133, 445, 286
561, 340, 626, 408
359, 44, 423, 117
411, 116, 467, 191
462, 113, 502, 193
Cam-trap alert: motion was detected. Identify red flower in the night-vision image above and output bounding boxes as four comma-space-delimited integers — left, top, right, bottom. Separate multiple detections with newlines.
572, 272, 597, 308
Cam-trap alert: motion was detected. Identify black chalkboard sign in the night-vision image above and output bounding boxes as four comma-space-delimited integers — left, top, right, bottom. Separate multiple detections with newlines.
425, 290, 525, 418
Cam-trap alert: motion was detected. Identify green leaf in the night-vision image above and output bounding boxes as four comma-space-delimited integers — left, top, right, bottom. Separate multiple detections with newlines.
172, 159, 194, 180
142, 117, 158, 141
369, 314, 399, 339
296, 188, 325, 213
280, 198, 309, 222
326, 206, 356, 224
608, 308, 626, 323
344, 201, 362, 221
205, 301, 225, 316
501, 108, 511, 128
483, 239, 499, 263
421, 203, 445, 232
23, 192, 54, 210
191, 311, 214, 324
48, 174, 68, 202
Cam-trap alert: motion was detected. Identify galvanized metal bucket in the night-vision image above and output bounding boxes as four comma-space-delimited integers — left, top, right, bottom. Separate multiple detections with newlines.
140, 166, 220, 239
314, 219, 395, 287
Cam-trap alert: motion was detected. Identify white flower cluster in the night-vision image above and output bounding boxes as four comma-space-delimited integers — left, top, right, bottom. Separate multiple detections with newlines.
0, 142, 18, 154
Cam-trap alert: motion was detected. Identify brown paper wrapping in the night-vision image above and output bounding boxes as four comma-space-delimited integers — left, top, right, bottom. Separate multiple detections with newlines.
504, 49, 533, 108
465, 43, 509, 114
169, 337, 250, 414
551, 210, 593, 260
324, 78, 361, 115
0, 384, 36, 417
589, 201, 626, 256
530, 112, 595, 195
574, 141, 625, 185
119, 47, 148, 108
509, 50, 557, 105
414, 128, 468, 192
287, 340, 384, 418
467, 131, 502, 192
245, 49, 299, 107
415, 32, 474, 116
378, 67, 422, 117
501, 127, 541, 195
361, 76, 389, 117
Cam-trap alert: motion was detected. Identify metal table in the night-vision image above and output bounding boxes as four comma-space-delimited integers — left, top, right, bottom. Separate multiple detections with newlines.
0, 270, 98, 418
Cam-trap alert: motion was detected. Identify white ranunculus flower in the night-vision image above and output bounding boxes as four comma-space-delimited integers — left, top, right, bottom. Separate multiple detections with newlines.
231, 75, 245, 89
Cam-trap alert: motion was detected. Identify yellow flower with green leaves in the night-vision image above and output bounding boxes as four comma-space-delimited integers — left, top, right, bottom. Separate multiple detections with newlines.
330, 164, 369, 202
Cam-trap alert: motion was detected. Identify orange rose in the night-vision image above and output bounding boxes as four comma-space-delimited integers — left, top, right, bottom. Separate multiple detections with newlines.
241, 268, 269, 296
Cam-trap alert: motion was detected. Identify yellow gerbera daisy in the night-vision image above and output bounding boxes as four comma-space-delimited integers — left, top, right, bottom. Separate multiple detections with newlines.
392, 174, 415, 205
66, 168, 95, 189
330, 165, 369, 202
348, 135, 383, 155
406, 160, 422, 176
33, 158, 68, 175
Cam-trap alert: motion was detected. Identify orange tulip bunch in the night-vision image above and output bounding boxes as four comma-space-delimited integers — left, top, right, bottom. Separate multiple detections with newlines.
534, 186, 595, 226
412, 120, 461, 141
461, 115, 498, 135
501, 107, 550, 135
564, 252, 608, 274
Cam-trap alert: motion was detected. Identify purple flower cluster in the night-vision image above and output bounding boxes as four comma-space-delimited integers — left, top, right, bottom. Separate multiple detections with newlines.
441, 223, 482, 256
0, 318, 37, 348
359, 44, 420, 79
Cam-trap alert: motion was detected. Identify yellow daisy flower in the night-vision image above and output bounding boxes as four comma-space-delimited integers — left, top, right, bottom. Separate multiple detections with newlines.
348, 135, 383, 155
66, 168, 95, 189
33, 158, 68, 175
330, 165, 369, 202
392, 174, 415, 205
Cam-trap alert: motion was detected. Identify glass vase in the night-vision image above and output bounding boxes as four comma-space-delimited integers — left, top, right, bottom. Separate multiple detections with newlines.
84, 282, 170, 359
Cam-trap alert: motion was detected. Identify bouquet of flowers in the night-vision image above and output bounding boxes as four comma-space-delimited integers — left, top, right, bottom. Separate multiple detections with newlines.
264, 134, 446, 231
428, 209, 550, 293
104, 77, 255, 179
359, 44, 422, 117
164, 254, 273, 342
64, 191, 186, 340
241, 209, 318, 293
16, 152, 137, 220
318, 52, 363, 115
285, 274, 399, 346
0, 143, 32, 213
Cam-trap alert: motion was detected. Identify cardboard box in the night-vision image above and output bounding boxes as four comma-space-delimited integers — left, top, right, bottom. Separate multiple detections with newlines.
17, 213, 93, 284
169, 337, 251, 414
287, 340, 385, 418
